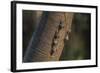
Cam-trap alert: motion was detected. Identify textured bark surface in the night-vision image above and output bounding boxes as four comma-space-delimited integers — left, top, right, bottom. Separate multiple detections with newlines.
23, 12, 73, 62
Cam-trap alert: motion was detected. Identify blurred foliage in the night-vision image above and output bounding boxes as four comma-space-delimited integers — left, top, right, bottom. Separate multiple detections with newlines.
23, 10, 36, 57
60, 13, 91, 60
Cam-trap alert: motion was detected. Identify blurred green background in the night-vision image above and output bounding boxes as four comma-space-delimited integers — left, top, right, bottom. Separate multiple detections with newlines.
60, 13, 91, 60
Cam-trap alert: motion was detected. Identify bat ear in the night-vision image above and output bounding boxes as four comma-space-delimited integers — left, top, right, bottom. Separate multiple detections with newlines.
65, 31, 71, 41
65, 34, 69, 40
65, 23, 72, 41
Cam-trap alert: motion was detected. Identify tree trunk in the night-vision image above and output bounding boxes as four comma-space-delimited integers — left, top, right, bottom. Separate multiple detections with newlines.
23, 12, 73, 62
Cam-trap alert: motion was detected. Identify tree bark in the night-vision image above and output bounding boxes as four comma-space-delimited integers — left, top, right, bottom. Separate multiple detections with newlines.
23, 12, 73, 62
